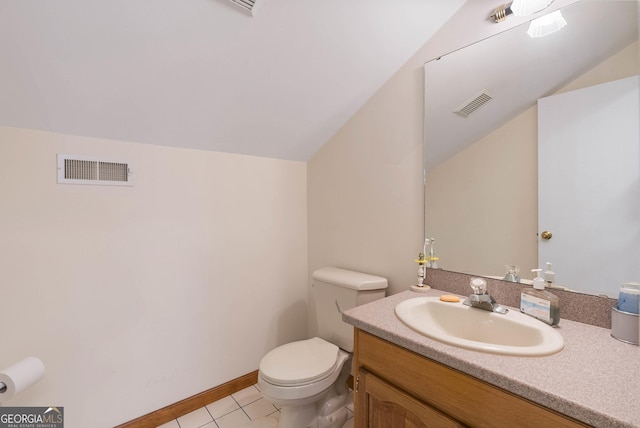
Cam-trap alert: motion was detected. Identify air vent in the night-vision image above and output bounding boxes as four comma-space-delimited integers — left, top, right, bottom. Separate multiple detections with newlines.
228, 0, 261, 16
57, 154, 133, 186
454, 90, 494, 117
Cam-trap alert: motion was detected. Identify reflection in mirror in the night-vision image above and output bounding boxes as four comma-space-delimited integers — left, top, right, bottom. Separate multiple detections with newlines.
424, 0, 639, 297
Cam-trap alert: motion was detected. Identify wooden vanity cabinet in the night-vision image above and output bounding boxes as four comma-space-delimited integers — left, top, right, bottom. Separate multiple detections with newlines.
353, 329, 591, 428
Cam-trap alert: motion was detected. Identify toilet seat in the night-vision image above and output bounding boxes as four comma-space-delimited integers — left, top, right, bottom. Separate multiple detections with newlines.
259, 337, 339, 387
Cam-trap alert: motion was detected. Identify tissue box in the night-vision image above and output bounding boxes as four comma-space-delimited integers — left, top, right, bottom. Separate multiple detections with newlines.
611, 307, 639, 345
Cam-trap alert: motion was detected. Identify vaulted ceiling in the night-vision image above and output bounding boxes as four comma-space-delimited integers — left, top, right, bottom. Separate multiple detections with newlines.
0, 0, 465, 161
425, 0, 639, 170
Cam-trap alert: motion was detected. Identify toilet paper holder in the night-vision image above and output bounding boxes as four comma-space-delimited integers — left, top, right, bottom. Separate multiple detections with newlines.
0, 357, 46, 402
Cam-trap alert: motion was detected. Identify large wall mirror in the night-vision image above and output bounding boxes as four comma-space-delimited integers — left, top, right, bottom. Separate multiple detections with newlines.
424, 0, 639, 297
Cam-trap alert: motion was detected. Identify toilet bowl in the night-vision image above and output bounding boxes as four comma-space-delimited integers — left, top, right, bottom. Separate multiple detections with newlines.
259, 337, 349, 402
257, 268, 388, 428
258, 337, 351, 428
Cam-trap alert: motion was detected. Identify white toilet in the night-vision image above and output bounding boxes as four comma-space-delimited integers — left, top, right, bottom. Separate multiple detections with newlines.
257, 267, 387, 428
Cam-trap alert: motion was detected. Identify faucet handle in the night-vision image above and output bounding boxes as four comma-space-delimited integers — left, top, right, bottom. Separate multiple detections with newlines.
470, 278, 487, 295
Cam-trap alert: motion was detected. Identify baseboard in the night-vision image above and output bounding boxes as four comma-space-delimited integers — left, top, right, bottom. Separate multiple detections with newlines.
115, 370, 259, 428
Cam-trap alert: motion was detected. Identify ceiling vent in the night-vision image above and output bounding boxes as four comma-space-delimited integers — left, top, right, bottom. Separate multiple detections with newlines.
57, 154, 133, 186
454, 90, 494, 117
227, 0, 261, 16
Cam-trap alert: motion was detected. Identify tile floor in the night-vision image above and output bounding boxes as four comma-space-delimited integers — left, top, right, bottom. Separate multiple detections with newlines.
156, 384, 354, 428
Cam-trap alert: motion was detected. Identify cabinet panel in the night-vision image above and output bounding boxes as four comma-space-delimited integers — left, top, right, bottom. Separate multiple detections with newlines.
361, 368, 465, 428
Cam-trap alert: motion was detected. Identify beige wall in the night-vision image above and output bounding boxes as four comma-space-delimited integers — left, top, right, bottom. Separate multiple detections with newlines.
425, 40, 638, 278
0, 126, 308, 426
307, 70, 426, 294
426, 107, 538, 276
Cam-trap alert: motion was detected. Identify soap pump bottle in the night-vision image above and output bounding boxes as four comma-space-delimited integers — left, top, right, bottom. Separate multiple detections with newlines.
520, 268, 560, 326
544, 262, 555, 286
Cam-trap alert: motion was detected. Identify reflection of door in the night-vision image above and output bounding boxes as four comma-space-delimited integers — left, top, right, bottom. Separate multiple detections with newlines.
538, 76, 639, 296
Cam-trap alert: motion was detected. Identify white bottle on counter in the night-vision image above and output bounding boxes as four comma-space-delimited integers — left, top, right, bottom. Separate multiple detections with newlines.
544, 262, 555, 286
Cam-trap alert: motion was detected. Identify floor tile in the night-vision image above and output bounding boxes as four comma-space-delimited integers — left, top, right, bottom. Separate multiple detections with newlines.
176, 407, 214, 428
241, 397, 278, 420
207, 395, 240, 419
156, 419, 180, 428
160, 383, 351, 428
215, 408, 251, 428
232, 385, 262, 406
237, 416, 278, 428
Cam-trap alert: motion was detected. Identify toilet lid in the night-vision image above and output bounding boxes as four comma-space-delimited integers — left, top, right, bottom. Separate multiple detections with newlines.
259, 337, 339, 386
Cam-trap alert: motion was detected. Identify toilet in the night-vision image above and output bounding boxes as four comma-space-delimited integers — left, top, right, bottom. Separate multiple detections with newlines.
257, 267, 388, 428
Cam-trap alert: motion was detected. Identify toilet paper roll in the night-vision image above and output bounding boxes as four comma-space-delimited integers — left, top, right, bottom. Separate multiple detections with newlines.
0, 357, 45, 402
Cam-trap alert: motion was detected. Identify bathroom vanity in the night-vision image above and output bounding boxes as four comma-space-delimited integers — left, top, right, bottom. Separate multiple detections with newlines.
354, 330, 586, 427
343, 289, 640, 428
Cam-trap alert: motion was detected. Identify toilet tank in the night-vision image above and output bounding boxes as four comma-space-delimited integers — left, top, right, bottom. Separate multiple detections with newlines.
312, 267, 388, 352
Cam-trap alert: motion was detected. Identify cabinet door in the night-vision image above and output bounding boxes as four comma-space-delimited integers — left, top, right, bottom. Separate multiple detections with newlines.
359, 368, 465, 428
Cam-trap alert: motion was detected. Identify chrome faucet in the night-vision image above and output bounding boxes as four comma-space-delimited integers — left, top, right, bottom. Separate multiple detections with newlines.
463, 278, 508, 314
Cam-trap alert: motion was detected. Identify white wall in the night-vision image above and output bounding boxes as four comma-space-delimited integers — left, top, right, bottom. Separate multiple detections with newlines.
0, 126, 308, 426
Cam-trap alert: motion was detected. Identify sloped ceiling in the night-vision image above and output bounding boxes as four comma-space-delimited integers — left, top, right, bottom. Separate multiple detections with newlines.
0, 0, 465, 161
425, 0, 639, 170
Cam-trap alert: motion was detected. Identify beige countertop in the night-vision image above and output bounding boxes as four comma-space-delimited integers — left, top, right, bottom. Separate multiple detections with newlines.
343, 289, 640, 428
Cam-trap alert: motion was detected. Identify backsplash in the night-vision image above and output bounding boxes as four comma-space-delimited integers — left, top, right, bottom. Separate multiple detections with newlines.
425, 268, 616, 329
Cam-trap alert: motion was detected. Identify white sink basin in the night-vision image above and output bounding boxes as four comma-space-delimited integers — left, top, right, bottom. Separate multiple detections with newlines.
395, 296, 564, 356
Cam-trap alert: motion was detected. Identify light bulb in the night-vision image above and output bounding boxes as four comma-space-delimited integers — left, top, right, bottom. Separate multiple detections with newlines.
527, 10, 567, 38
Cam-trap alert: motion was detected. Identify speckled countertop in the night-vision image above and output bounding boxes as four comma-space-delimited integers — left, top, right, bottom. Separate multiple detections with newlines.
343, 289, 640, 428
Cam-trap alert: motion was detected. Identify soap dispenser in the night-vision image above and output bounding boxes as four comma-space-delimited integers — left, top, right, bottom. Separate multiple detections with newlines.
520, 268, 560, 326
544, 262, 555, 286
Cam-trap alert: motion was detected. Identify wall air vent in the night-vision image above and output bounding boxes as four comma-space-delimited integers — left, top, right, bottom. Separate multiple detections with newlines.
454, 90, 494, 117
227, 0, 261, 16
57, 154, 133, 186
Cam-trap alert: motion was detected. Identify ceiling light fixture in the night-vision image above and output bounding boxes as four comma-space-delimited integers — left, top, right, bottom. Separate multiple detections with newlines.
526, 10, 567, 38
491, 0, 555, 23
